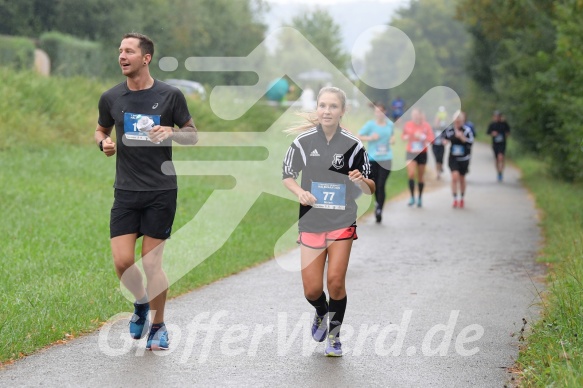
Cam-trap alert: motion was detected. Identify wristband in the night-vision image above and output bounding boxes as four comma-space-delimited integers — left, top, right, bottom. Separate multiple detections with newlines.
99, 139, 104, 151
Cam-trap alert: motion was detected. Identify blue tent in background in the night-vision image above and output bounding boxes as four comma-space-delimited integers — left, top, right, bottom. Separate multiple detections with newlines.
265, 78, 289, 102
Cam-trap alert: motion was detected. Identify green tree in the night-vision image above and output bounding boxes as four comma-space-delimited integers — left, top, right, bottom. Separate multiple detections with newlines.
286, 8, 349, 72
362, 28, 442, 106
359, 0, 465, 106
455, 0, 583, 181
152, 0, 268, 85
391, 0, 470, 96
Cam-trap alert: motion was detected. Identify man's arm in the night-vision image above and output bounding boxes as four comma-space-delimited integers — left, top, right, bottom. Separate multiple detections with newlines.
149, 118, 198, 145
95, 125, 116, 157
172, 118, 198, 145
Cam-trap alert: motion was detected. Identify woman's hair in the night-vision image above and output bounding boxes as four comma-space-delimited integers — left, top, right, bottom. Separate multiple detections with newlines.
370, 101, 386, 111
285, 86, 347, 135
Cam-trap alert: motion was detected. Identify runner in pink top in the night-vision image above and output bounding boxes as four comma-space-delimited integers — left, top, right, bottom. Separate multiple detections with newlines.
401, 108, 434, 207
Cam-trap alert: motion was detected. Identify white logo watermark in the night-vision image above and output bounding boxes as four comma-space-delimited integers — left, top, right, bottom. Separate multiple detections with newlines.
118, 26, 462, 303
98, 310, 483, 360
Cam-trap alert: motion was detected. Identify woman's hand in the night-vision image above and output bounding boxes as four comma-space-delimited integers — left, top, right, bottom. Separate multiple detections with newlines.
298, 190, 317, 206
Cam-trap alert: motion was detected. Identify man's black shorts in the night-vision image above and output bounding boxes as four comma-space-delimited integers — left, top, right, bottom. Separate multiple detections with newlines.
493, 143, 506, 156
406, 152, 428, 165
449, 158, 470, 176
110, 189, 177, 239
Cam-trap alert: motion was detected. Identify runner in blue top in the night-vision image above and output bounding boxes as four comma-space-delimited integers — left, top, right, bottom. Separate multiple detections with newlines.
391, 96, 405, 122
358, 102, 395, 223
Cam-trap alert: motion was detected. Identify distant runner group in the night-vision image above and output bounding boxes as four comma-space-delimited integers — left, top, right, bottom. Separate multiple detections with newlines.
357, 98, 509, 214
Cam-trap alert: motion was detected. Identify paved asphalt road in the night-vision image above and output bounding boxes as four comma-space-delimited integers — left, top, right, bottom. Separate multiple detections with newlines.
0, 142, 544, 387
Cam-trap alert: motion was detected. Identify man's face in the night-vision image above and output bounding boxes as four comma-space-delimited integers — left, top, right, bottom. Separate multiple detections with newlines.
118, 38, 148, 77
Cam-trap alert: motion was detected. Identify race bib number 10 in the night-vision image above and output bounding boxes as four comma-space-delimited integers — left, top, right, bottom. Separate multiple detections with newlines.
124, 112, 161, 141
311, 182, 346, 210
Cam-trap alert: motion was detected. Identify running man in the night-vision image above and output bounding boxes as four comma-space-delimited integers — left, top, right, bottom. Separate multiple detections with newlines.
402, 108, 435, 207
391, 96, 405, 122
94, 33, 198, 350
282, 86, 375, 356
358, 102, 395, 223
487, 110, 511, 182
444, 111, 474, 208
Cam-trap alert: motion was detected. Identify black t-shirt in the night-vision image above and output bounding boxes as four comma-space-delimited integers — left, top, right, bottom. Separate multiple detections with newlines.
282, 125, 372, 232
98, 80, 192, 191
444, 124, 474, 161
487, 121, 510, 144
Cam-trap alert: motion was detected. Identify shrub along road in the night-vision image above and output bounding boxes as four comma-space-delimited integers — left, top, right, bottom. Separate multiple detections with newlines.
0, 142, 544, 387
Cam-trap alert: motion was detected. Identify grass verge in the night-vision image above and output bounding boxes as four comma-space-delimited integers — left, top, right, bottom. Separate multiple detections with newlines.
511, 146, 583, 386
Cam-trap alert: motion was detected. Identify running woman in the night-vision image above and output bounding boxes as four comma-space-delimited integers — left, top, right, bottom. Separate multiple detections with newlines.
282, 86, 375, 357
487, 110, 511, 182
432, 106, 448, 180
95, 33, 198, 350
444, 111, 474, 208
402, 108, 435, 207
358, 102, 395, 223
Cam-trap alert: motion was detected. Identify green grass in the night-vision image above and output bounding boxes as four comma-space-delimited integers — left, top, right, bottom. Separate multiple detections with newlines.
0, 143, 301, 362
0, 67, 408, 363
511, 145, 583, 386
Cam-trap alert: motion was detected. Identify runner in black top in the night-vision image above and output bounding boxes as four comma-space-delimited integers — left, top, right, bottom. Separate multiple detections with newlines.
486, 110, 511, 182
444, 111, 474, 208
282, 86, 375, 357
94, 33, 198, 351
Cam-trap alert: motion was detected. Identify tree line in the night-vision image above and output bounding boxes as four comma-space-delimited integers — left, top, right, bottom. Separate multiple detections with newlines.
456, 0, 583, 182
0, 0, 268, 84
1, 0, 579, 181
362, 0, 582, 182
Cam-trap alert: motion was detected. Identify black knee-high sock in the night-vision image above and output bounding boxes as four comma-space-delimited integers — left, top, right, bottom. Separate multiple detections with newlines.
408, 179, 415, 197
418, 182, 424, 198
306, 292, 328, 317
328, 296, 347, 338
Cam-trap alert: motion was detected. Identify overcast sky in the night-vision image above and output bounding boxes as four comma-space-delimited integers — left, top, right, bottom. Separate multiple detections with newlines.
266, 0, 404, 4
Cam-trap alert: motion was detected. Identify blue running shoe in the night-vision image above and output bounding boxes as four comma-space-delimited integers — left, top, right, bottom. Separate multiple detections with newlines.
498, 172, 503, 182
129, 302, 150, 340
311, 312, 328, 342
408, 197, 415, 207
417, 198, 422, 208
325, 335, 342, 357
146, 324, 169, 350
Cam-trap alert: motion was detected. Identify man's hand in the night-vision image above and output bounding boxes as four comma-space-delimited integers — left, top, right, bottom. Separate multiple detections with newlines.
102, 138, 116, 157
148, 126, 173, 143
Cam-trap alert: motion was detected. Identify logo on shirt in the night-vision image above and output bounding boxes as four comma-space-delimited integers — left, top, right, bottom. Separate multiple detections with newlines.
152, 103, 159, 109
332, 153, 344, 169
310, 149, 320, 157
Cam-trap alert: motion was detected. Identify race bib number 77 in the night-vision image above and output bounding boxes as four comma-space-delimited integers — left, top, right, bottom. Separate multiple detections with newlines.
311, 182, 346, 210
